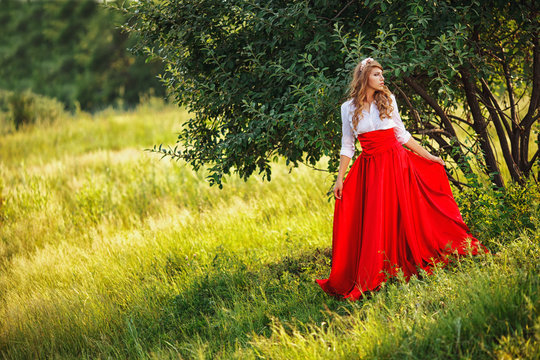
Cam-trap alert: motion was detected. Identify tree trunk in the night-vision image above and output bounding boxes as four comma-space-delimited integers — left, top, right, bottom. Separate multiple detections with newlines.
459, 66, 505, 188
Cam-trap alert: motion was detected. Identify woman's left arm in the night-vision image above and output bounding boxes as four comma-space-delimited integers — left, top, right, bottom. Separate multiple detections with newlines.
404, 137, 445, 166
390, 94, 444, 166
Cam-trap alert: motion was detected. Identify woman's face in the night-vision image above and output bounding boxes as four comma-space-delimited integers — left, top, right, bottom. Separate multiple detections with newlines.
367, 67, 385, 91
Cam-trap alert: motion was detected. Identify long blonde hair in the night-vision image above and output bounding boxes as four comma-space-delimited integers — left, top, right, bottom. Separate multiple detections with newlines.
348, 58, 394, 131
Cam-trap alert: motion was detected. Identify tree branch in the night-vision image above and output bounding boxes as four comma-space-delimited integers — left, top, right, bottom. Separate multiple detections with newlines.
501, 60, 519, 128
526, 148, 539, 173
331, 0, 355, 21
447, 114, 472, 125
393, 84, 424, 126
479, 78, 514, 134
415, 128, 454, 137
519, 29, 539, 173
520, 26, 539, 129
402, 76, 458, 138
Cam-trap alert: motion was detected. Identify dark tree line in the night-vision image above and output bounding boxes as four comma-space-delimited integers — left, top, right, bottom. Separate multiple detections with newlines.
0, 0, 165, 111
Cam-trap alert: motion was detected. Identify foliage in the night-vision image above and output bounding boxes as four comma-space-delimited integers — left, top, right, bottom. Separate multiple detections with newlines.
0, 0, 166, 111
122, 0, 538, 189
455, 176, 540, 252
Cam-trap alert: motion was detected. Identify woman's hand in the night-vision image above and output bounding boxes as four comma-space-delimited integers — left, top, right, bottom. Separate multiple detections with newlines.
428, 154, 445, 166
334, 178, 344, 200
404, 137, 445, 166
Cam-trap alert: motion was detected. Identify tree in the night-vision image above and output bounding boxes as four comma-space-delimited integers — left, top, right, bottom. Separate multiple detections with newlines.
121, 0, 539, 189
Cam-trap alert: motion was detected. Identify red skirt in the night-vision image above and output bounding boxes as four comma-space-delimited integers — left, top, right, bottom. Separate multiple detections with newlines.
316, 128, 488, 301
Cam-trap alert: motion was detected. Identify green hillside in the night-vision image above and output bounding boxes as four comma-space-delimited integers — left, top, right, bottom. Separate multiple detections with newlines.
0, 104, 538, 359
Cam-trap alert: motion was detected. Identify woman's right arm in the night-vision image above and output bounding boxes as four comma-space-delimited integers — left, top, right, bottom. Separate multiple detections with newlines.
334, 155, 351, 199
335, 102, 355, 199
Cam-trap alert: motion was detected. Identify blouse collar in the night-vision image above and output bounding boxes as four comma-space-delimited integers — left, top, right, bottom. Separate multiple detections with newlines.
347, 99, 379, 136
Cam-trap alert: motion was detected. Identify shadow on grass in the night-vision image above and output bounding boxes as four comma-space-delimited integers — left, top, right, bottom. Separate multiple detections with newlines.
125, 242, 497, 358
131, 246, 359, 357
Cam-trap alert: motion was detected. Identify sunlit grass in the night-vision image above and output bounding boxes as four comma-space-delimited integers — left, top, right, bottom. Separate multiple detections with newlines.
0, 100, 537, 359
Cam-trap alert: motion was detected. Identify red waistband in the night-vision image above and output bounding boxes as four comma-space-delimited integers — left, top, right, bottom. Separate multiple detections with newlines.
357, 128, 399, 156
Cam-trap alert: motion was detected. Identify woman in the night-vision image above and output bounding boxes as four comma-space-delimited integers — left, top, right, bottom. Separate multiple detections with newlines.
316, 57, 488, 301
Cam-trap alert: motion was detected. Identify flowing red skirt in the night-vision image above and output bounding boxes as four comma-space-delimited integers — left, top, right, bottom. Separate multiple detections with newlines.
316, 128, 489, 301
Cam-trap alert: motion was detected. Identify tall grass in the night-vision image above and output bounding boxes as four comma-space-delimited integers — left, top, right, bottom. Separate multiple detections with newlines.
0, 101, 538, 359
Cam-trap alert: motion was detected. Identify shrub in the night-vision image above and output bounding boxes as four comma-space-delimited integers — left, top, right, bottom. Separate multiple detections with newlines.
0, 89, 67, 132
455, 177, 540, 251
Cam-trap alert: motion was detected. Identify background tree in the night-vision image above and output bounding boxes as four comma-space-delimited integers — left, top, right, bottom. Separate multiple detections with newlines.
0, 0, 166, 111
121, 0, 538, 189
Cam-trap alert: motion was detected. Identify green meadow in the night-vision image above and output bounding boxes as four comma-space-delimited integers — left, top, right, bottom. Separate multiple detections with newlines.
0, 100, 538, 359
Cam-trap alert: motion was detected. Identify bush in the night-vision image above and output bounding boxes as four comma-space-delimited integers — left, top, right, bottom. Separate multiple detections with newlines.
455, 177, 540, 251
0, 89, 67, 132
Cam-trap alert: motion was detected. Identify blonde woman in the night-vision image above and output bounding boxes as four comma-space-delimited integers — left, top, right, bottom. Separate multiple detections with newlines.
316, 58, 488, 301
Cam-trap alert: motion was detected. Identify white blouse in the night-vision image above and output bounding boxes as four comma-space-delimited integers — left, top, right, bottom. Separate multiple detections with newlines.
340, 93, 412, 158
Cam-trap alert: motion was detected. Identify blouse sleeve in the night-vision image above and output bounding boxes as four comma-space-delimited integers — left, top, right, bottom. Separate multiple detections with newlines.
391, 94, 412, 144
339, 102, 355, 159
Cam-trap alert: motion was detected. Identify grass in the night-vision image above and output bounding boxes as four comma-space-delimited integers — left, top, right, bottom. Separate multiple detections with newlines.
0, 100, 538, 359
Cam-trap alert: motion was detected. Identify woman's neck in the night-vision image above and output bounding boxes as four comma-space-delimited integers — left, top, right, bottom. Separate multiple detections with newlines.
365, 89, 376, 103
